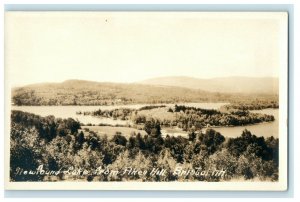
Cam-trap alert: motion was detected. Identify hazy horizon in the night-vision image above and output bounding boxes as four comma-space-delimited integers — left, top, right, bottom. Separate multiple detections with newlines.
6, 12, 286, 87
11, 75, 279, 88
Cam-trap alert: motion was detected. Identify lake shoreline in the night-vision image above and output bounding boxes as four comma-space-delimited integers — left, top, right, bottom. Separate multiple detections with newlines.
11, 103, 278, 138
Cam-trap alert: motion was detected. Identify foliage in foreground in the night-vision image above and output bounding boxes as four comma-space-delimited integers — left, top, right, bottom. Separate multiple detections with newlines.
10, 110, 279, 182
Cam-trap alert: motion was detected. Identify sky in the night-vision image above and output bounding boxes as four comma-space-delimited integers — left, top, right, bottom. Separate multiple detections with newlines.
5, 12, 287, 86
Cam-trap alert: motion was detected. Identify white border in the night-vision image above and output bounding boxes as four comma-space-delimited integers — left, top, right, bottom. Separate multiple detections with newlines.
3, 11, 289, 191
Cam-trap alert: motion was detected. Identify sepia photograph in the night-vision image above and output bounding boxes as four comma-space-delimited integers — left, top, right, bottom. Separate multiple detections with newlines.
4, 11, 288, 190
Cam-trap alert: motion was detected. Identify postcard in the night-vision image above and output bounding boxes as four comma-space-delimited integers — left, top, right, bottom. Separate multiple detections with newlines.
4, 11, 288, 190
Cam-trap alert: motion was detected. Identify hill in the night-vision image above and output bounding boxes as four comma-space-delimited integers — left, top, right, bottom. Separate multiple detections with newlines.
11, 80, 228, 105
11, 79, 277, 106
138, 76, 279, 94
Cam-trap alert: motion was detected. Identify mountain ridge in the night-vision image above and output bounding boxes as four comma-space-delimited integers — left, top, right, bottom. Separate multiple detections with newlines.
11, 78, 278, 106
138, 76, 279, 94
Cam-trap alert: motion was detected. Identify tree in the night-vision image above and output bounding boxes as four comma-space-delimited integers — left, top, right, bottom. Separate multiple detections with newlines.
111, 132, 127, 146
205, 148, 238, 181
188, 132, 197, 142
10, 124, 46, 181
144, 118, 161, 137
198, 129, 225, 154
76, 131, 85, 145
227, 129, 273, 160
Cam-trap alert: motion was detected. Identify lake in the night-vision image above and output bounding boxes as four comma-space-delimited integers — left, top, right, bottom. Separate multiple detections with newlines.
161, 109, 278, 138
11, 103, 278, 138
11, 103, 227, 125
212, 108, 278, 138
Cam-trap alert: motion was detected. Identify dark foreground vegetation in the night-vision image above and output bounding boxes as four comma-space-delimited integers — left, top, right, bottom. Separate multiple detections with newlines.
11, 111, 279, 182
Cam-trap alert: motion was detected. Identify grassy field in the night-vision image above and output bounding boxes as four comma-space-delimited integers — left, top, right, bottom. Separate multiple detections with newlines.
161, 127, 188, 138
137, 107, 176, 121
81, 125, 147, 139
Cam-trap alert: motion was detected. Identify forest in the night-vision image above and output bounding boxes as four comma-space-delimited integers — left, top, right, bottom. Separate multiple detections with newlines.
10, 110, 279, 182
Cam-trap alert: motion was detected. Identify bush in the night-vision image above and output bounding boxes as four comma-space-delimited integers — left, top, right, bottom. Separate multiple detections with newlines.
111, 132, 127, 146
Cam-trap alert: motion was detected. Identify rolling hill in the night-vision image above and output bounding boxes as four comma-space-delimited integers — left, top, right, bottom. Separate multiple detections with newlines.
138, 76, 279, 94
11, 79, 277, 106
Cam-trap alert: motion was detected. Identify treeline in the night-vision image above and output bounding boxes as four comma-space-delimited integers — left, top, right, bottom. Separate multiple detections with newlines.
138, 105, 166, 111
11, 111, 278, 182
170, 105, 275, 131
222, 100, 279, 111
82, 108, 135, 120
80, 105, 166, 120
11, 110, 81, 142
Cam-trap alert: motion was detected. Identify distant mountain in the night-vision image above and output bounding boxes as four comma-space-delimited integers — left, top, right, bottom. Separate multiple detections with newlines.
11, 79, 277, 106
138, 76, 279, 94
